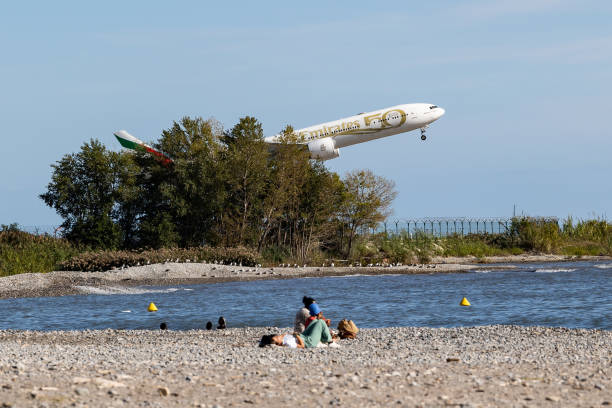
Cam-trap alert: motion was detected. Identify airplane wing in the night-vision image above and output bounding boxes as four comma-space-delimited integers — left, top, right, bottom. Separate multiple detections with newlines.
113, 130, 173, 166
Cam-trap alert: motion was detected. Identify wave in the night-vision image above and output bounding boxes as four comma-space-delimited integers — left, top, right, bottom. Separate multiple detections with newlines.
472, 269, 493, 273
594, 263, 612, 269
534, 268, 577, 273
75, 286, 183, 295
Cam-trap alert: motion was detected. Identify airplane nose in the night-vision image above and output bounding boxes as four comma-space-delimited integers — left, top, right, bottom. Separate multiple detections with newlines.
437, 107, 445, 118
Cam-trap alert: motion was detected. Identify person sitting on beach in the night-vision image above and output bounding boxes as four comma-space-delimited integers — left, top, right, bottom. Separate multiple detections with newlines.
259, 319, 335, 349
305, 302, 331, 329
294, 296, 314, 333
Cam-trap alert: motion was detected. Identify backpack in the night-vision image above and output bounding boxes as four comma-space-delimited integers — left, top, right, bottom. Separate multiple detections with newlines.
337, 319, 359, 339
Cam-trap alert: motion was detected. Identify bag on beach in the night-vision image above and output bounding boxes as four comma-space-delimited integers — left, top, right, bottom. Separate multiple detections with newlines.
337, 319, 358, 339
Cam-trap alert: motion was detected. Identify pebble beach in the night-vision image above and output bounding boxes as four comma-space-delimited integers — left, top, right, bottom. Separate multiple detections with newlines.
1, 256, 611, 407
0, 326, 610, 407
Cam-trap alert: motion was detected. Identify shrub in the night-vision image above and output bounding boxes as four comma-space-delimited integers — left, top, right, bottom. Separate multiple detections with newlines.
0, 224, 80, 276
59, 246, 260, 272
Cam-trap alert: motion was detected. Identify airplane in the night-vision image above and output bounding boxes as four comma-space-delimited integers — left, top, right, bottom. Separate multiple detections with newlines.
265, 103, 445, 160
114, 103, 445, 162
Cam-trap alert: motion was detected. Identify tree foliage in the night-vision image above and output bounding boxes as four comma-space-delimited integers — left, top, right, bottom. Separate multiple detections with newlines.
220, 116, 270, 247
40, 116, 398, 261
340, 169, 397, 257
40, 139, 125, 248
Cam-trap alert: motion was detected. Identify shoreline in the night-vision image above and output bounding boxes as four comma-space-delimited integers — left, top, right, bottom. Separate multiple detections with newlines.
0, 326, 610, 406
0, 254, 610, 300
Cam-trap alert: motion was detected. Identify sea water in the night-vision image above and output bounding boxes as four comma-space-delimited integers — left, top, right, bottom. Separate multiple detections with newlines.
0, 261, 610, 331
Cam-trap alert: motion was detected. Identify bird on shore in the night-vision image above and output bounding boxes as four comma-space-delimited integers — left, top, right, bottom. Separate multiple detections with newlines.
217, 316, 227, 330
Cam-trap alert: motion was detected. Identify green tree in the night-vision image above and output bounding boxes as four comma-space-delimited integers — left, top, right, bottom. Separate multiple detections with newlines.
340, 169, 397, 257
255, 127, 345, 261
113, 151, 145, 248
136, 116, 226, 247
292, 162, 345, 261
219, 116, 270, 246
40, 139, 123, 248
257, 126, 310, 252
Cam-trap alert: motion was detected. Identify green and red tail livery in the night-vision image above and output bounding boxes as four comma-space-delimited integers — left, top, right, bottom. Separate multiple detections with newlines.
113, 130, 173, 166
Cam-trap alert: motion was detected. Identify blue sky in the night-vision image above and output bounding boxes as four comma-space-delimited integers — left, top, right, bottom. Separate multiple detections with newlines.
1, 0, 611, 227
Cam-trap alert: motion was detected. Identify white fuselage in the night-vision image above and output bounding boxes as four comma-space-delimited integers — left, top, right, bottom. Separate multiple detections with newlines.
264, 103, 445, 150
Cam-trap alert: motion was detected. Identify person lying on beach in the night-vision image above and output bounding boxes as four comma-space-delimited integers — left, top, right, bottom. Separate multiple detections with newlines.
259, 319, 335, 349
294, 296, 315, 333
305, 302, 331, 329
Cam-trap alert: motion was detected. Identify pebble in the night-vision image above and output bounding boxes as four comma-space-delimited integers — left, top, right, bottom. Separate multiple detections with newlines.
0, 326, 609, 407
93, 378, 126, 389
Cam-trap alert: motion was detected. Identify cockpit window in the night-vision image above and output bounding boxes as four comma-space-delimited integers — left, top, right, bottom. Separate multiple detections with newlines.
429, 105, 438, 109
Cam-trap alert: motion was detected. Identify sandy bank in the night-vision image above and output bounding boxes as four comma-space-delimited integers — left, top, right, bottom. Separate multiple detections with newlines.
0, 326, 609, 407
0, 254, 609, 299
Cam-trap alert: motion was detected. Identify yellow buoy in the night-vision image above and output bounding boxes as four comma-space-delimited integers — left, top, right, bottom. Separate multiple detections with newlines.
148, 302, 158, 312
460, 297, 471, 306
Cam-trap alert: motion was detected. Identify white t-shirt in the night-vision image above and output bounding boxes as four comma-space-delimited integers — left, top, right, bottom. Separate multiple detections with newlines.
282, 334, 298, 348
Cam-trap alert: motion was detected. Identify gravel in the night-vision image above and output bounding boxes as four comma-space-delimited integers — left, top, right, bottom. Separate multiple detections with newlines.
0, 326, 610, 407
0, 262, 481, 299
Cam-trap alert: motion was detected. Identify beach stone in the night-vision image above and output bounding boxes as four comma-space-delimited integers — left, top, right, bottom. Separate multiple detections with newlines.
93, 378, 126, 389
157, 386, 169, 396
74, 387, 89, 396
0, 325, 610, 406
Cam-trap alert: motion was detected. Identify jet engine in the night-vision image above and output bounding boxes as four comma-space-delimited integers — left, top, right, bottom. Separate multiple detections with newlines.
307, 137, 340, 160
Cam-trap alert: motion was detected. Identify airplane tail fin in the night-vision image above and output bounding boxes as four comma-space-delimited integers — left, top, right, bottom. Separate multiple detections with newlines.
113, 130, 173, 165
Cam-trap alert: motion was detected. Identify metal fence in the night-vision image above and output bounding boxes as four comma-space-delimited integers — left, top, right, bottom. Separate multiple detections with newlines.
13, 217, 565, 239
372, 217, 560, 237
